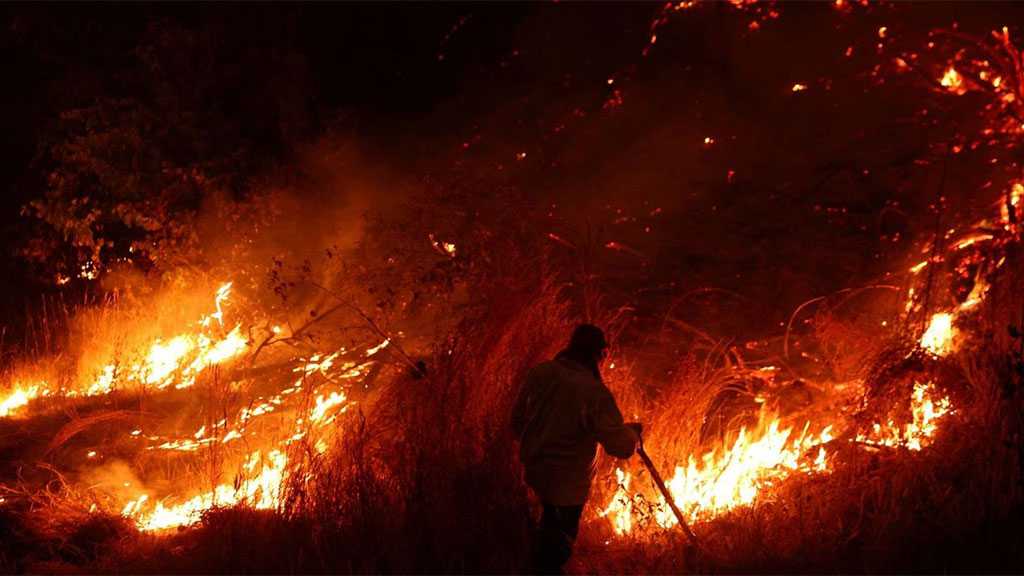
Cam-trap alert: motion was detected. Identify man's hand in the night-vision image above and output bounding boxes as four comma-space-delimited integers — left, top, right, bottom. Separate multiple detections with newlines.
626, 422, 643, 439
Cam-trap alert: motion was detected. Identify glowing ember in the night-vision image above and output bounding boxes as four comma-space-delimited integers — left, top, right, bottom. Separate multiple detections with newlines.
429, 234, 458, 257
365, 339, 391, 356
940, 66, 967, 95
955, 233, 993, 250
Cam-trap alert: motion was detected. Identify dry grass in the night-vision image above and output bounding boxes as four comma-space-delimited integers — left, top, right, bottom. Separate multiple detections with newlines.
2, 197, 1024, 574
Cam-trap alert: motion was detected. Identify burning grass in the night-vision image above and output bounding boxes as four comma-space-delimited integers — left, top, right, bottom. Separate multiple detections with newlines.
1, 180, 1023, 572
3, 3, 1024, 573
0, 231, 1017, 567
0, 239, 1022, 573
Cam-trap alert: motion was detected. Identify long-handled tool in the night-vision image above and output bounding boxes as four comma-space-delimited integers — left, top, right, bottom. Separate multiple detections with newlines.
636, 440, 700, 548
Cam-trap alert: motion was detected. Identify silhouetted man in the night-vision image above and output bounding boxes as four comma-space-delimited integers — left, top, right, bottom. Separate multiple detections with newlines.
511, 324, 641, 574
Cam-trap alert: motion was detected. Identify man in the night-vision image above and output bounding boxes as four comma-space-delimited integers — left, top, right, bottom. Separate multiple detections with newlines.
511, 324, 641, 574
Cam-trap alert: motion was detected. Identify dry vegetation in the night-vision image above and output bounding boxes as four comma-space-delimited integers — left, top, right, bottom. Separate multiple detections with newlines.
1, 203, 1022, 574
3, 3, 1024, 574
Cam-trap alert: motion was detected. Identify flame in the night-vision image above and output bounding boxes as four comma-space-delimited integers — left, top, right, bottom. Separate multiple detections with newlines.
429, 234, 458, 257
940, 66, 966, 94
0, 383, 45, 417
654, 420, 832, 527
959, 279, 989, 311
920, 312, 956, 356
123, 449, 288, 531
603, 417, 833, 534
310, 391, 348, 424
909, 260, 929, 274
955, 233, 993, 250
201, 282, 233, 328
606, 378, 954, 535
122, 331, 366, 526
600, 468, 633, 534
140, 336, 193, 387
86, 284, 248, 395
855, 381, 952, 451
86, 365, 116, 396
365, 339, 391, 356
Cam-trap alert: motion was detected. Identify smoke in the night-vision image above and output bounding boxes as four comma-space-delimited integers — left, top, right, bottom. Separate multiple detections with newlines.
2, 5, 1020, 556
80, 459, 148, 506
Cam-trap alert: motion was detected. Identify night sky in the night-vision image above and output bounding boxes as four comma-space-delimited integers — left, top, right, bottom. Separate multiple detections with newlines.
2, 3, 1021, 341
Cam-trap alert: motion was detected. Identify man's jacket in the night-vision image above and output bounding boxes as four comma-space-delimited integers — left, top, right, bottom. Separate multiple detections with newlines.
511, 357, 638, 506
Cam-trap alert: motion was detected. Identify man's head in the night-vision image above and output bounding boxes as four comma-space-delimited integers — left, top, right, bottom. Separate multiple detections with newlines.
566, 324, 608, 364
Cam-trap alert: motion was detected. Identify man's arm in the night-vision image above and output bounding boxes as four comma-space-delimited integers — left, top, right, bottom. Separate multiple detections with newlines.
591, 387, 639, 459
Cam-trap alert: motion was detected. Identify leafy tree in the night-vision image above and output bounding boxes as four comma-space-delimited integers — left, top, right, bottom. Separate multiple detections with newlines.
20, 15, 313, 285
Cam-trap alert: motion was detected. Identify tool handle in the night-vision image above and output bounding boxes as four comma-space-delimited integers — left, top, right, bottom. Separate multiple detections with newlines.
637, 444, 700, 547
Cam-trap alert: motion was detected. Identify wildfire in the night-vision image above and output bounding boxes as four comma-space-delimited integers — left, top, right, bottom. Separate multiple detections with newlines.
310, 391, 348, 424
920, 312, 955, 356
0, 282, 250, 407
119, 328, 368, 529
603, 417, 833, 534
6, 4, 1021, 553
856, 381, 953, 451
126, 365, 356, 531
85, 283, 248, 394
123, 450, 288, 531
0, 383, 45, 417
605, 376, 955, 536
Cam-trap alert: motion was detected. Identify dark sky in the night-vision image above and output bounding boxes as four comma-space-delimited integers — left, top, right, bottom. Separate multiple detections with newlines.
2, 2, 1021, 346
0, 3, 658, 313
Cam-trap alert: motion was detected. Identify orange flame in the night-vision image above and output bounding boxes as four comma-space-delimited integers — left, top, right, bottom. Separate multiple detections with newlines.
855, 381, 953, 451
123, 450, 288, 531
940, 66, 967, 95
920, 312, 955, 356
603, 417, 833, 534
0, 383, 46, 417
